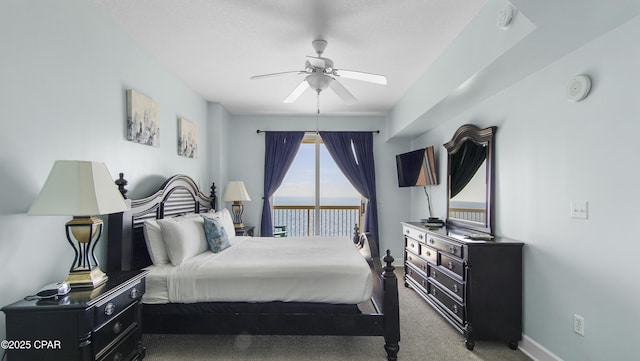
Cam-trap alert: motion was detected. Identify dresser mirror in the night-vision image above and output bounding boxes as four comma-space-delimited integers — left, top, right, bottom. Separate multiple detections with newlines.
444, 124, 496, 234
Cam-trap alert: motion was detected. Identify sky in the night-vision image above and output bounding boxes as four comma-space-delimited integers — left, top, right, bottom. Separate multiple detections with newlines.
274, 143, 360, 203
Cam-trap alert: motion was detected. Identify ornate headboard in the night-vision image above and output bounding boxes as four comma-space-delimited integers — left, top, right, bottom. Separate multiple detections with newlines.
107, 174, 214, 271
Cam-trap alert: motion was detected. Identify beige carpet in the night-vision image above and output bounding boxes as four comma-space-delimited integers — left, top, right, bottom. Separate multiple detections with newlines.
142, 271, 532, 361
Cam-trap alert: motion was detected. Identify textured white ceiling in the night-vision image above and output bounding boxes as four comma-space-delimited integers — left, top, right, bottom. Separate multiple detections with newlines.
90, 0, 487, 115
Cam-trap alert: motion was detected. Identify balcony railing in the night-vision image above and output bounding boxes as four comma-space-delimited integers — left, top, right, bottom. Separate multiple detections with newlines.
272, 205, 361, 238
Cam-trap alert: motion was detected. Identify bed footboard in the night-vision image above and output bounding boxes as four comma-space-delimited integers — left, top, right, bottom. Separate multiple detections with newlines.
355, 232, 400, 361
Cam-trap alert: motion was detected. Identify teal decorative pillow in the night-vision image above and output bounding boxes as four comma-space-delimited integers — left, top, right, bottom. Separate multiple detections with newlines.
203, 216, 231, 253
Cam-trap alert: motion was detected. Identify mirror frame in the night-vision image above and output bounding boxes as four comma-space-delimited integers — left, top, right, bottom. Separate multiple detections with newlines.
444, 124, 496, 234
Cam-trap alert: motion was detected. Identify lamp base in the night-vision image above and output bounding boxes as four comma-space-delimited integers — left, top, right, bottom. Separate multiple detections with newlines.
64, 267, 108, 289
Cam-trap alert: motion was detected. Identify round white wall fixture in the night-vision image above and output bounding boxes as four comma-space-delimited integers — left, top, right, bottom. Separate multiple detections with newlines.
497, 6, 515, 30
566, 74, 592, 102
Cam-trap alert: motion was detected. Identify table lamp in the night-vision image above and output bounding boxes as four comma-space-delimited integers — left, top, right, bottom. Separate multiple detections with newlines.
222, 181, 251, 228
28, 161, 129, 288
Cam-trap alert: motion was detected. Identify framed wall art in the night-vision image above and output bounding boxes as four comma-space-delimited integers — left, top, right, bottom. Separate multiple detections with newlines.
126, 89, 160, 147
178, 117, 198, 158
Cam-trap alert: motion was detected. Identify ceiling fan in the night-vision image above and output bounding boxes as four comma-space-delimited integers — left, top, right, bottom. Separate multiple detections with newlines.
250, 39, 387, 104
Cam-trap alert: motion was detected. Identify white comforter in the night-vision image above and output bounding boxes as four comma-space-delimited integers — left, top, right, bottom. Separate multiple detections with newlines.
146, 236, 373, 304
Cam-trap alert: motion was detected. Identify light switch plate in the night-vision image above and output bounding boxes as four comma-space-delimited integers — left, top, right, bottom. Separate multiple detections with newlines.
571, 200, 588, 219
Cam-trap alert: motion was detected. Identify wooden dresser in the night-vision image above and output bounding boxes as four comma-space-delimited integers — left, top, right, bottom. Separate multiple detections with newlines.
2, 270, 147, 361
402, 222, 523, 350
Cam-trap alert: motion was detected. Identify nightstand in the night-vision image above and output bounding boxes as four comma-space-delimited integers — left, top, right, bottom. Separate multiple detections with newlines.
2, 270, 147, 361
235, 225, 254, 236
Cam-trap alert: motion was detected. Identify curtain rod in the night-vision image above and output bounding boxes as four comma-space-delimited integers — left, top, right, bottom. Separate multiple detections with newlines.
256, 130, 380, 134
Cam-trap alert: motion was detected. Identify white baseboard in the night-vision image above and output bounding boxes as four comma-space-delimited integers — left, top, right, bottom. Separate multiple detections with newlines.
519, 334, 563, 361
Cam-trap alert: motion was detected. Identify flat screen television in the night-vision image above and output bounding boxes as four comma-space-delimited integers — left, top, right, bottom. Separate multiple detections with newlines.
396, 146, 438, 187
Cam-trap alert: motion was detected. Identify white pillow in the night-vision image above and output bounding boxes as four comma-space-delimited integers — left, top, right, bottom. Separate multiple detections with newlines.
143, 219, 170, 265
220, 208, 236, 236
157, 217, 209, 266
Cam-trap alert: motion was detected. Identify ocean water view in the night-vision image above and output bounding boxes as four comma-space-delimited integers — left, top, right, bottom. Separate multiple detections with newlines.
273, 196, 361, 206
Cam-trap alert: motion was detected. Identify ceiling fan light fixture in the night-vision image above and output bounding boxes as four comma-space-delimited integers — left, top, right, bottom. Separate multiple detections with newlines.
306, 73, 332, 92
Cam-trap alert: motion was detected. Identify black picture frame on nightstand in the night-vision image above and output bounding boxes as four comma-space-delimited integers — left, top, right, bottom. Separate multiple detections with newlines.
235, 225, 254, 236
1, 270, 147, 361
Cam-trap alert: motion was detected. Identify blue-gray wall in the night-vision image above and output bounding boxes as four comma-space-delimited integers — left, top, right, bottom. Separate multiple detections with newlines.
0, 0, 213, 341
402, 13, 640, 361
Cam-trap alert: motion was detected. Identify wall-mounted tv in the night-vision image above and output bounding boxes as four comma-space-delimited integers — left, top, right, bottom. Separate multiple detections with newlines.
395, 146, 438, 187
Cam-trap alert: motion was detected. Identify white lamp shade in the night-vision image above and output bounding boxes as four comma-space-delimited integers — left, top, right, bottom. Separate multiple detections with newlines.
28, 160, 129, 216
222, 181, 251, 202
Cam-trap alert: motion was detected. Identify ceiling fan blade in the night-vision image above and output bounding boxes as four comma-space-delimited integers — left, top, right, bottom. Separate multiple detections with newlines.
329, 79, 357, 104
333, 69, 387, 85
305, 56, 326, 68
250, 70, 304, 80
283, 80, 310, 103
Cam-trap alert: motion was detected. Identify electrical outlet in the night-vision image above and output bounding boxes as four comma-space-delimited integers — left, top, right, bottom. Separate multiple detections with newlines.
573, 314, 585, 336
571, 200, 588, 219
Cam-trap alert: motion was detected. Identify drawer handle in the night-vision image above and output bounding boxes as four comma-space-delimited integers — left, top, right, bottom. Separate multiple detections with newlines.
448, 261, 454, 270
113, 321, 123, 334
421, 264, 426, 271
421, 280, 427, 287
418, 234, 423, 240
453, 284, 459, 293
431, 271, 436, 278
453, 304, 458, 314
431, 288, 437, 296
428, 238, 435, 244
104, 303, 115, 316
407, 269, 413, 275
426, 251, 431, 257
405, 230, 410, 234
130, 287, 139, 299
410, 242, 415, 248
113, 352, 123, 361
449, 245, 456, 254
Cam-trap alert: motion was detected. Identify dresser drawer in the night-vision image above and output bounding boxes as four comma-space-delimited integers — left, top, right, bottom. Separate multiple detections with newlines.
425, 234, 463, 258
420, 245, 437, 264
95, 280, 144, 327
405, 251, 429, 274
94, 302, 138, 358
439, 253, 464, 279
429, 267, 464, 301
406, 264, 429, 290
428, 282, 464, 324
403, 225, 426, 242
405, 237, 421, 254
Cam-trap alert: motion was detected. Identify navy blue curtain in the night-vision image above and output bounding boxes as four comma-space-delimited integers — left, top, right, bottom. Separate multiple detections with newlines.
261, 131, 305, 236
320, 132, 378, 247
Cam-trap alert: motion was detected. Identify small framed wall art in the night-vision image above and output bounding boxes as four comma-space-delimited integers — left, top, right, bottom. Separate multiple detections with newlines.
178, 117, 198, 158
126, 89, 160, 147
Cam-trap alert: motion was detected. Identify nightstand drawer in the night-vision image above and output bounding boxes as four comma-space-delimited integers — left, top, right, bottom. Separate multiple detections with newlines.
94, 302, 138, 358
95, 280, 144, 328
97, 327, 140, 361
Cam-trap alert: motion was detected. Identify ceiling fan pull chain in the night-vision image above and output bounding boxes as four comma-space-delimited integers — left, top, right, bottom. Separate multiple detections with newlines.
316, 92, 320, 133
